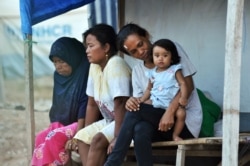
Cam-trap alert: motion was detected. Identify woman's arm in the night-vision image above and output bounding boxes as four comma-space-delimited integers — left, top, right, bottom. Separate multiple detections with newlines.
67, 118, 85, 151
125, 79, 152, 111
76, 94, 88, 131
107, 96, 128, 154
77, 118, 85, 131
113, 96, 129, 137
158, 75, 194, 131
85, 96, 100, 126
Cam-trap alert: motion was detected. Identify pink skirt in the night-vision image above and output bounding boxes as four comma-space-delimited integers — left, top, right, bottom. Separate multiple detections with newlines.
31, 122, 77, 166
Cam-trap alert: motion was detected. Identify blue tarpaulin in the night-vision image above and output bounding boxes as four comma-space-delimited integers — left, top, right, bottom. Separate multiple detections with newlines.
19, 0, 95, 35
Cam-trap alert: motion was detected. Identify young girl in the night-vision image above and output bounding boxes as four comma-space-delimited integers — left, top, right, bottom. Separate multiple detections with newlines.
139, 38, 188, 141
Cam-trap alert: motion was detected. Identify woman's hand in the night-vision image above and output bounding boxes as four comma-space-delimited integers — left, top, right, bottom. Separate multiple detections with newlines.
65, 139, 78, 152
125, 97, 140, 111
107, 137, 117, 154
158, 110, 175, 132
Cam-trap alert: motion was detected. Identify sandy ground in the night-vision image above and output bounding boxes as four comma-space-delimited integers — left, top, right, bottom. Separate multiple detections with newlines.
0, 76, 53, 166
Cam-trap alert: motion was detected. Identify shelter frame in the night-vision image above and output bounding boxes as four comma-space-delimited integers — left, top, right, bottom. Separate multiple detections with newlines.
20, 0, 245, 165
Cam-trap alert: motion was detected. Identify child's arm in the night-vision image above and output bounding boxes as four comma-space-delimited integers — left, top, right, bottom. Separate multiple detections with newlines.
175, 70, 188, 107
139, 80, 152, 103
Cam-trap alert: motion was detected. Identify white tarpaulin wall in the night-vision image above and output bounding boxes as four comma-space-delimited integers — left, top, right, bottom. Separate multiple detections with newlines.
0, 0, 90, 79
123, 0, 250, 112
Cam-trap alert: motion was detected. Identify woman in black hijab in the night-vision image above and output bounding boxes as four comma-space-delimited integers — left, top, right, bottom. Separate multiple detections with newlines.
31, 37, 90, 166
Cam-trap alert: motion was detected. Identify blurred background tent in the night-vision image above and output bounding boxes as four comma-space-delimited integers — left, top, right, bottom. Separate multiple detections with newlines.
0, 0, 92, 80
0, 0, 93, 106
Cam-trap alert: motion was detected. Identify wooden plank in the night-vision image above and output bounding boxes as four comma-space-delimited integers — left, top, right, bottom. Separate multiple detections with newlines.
151, 137, 223, 146
185, 150, 221, 157
148, 134, 250, 147
238, 152, 250, 166
127, 149, 177, 156
122, 162, 173, 166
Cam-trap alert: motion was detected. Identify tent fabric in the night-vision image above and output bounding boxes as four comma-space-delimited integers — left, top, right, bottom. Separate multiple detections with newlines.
19, 0, 94, 35
88, 0, 118, 31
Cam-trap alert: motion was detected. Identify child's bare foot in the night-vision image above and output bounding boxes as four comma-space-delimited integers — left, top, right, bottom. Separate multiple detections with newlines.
173, 135, 183, 141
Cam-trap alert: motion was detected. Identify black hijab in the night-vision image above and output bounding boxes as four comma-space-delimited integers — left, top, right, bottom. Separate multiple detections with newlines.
48, 37, 90, 126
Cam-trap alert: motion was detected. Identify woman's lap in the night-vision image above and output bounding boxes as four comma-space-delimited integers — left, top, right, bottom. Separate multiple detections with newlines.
105, 103, 194, 166
129, 103, 165, 128
32, 122, 78, 166
74, 119, 115, 144
132, 103, 194, 141
132, 106, 194, 165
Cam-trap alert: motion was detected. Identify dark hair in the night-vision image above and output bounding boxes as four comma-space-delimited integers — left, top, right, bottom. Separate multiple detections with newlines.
83, 23, 118, 57
151, 39, 180, 65
117, 23, 149, 55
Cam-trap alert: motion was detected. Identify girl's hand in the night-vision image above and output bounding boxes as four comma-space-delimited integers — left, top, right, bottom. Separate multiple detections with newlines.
125, 97, 140, 111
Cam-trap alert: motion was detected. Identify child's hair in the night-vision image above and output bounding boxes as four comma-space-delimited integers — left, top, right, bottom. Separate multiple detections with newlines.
150, 39, 181, 65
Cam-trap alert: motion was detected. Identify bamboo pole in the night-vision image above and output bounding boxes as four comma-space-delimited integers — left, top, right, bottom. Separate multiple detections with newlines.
222, 0, 244, 166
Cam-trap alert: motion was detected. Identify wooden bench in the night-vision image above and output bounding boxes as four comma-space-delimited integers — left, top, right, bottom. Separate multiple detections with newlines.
125, 133, 250, 166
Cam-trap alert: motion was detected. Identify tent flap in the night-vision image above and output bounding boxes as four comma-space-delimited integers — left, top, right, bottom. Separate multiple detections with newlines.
19, 0, 94, 35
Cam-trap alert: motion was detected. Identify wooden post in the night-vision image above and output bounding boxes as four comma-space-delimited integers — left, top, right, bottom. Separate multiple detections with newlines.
176, 145, 186, 166
222, 0, 244, 166
118, 0, 125, 29
24, 34, 35, 164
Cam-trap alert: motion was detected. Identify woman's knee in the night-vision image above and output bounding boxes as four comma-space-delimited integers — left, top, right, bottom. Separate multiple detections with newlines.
90, 133, 109, 150
134, 122, 153, 141
44, 131, 68, 150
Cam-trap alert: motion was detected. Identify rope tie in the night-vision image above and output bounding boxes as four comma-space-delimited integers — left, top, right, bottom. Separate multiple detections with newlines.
24, 39, 37, 47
